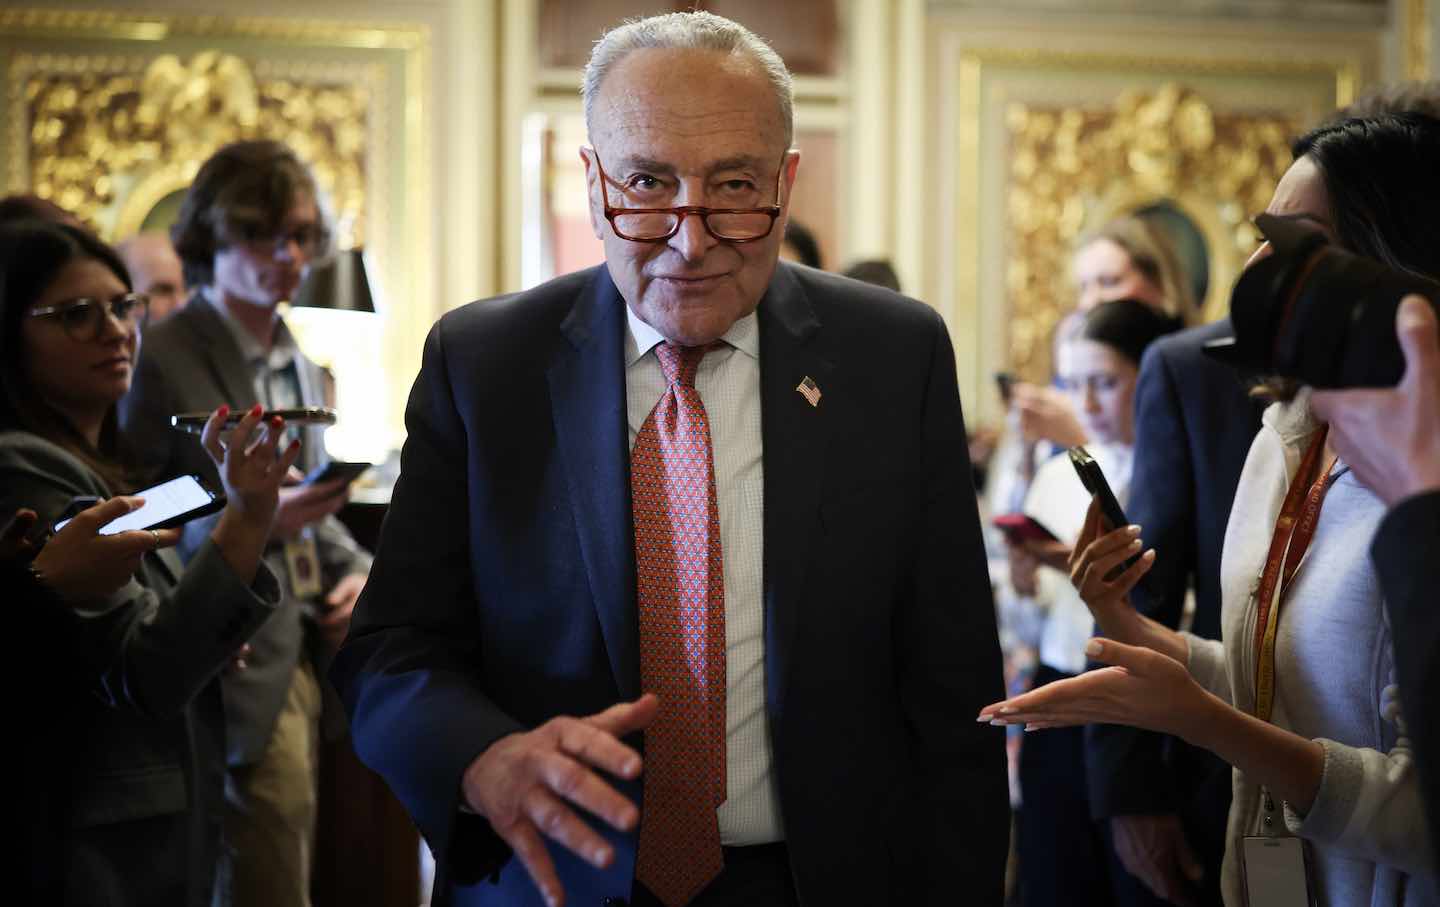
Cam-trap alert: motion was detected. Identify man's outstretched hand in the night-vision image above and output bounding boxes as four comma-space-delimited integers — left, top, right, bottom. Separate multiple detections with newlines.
461, 693, 659, 907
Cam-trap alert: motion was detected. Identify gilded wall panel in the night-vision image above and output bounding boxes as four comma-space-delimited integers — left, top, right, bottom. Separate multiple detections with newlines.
13, 51, 376, 246
1006, 84, 1298, 379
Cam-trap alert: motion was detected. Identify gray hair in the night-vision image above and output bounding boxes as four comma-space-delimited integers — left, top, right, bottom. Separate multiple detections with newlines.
582, 11, 794, 145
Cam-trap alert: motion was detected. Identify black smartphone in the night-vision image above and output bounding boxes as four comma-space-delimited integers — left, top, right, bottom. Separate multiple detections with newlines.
1068, 445, 1142, 578
994, 371, 1017, 405
54, 475, 225, 535
170, 406, 338, 434
304, 460, 372, 487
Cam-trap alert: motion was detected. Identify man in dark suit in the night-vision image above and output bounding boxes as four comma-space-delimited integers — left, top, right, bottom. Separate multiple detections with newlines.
1084, 318, 1263, 906
119, 140, 372, 907
330, 10, 1007, 907
1312, 294, 1440, 871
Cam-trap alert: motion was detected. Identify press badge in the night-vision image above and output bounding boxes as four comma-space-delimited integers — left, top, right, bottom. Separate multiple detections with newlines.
284, 532, 324, 599
1241, 836, 1314, 907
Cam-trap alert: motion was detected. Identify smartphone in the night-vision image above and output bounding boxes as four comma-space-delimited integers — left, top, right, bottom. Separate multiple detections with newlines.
170, 406, 338, 434
994, 371, 1017, 405
1240, 837, 1315, 906
1068, 445, 1144, 581
54, 475, 225, 535
304, 460, 372, 487
1068, 446, 1130, 531
993, 513, 1060, 545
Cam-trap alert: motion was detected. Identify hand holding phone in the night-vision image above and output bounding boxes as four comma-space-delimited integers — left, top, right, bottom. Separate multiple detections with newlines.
171, 406, 337, 435
54, 475, 224, 534
1069, 445, 1153, 593
36, 497, 183, 603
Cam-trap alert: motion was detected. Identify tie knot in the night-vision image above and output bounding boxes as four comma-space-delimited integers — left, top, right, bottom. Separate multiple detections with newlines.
655, 341, 718, 388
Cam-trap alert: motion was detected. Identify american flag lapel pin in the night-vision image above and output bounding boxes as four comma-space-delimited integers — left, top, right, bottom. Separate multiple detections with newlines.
795, 375, 821, 407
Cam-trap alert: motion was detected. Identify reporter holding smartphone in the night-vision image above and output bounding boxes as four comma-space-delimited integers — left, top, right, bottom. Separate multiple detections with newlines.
0, 219, 298, 906
1002, 299, 1180, 906
981, 114, 1440, 906
117, 142, 375, 906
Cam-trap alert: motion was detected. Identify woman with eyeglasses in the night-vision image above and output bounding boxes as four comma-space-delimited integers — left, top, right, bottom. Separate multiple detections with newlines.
0, 218, 298, 906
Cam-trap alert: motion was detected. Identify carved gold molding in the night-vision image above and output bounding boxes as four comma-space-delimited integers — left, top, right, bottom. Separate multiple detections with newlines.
1, 7, 431, 454
952, 47, 1358, 384
1005, 84, 1297, 379
12, 51, 377, 244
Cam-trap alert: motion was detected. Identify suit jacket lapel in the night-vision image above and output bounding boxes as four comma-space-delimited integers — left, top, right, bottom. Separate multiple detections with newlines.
758, 264, 833, 737
180, 298, 265, 409
547, 268, 640, 700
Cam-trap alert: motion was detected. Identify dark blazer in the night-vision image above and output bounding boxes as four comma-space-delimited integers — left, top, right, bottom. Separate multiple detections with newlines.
331, 263, 1009, 906
118, 295, 370, 764
0, 432, 279, 906
1371, 490, 1440, 871
1085, 320, 1263, 822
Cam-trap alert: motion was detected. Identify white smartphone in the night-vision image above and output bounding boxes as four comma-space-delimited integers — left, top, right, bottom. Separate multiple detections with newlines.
1240, 836, 1314, 907
55, 475, 225, 535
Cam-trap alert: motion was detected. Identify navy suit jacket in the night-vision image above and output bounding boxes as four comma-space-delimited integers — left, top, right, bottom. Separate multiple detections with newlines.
1085, 319, 1264, 820
331, 263, 1008, 905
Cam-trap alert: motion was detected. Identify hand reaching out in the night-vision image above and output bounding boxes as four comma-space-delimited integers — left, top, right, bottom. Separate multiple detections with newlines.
977, 637, 1218, 744
462, 694, 659, 907
29, 497, 181, 605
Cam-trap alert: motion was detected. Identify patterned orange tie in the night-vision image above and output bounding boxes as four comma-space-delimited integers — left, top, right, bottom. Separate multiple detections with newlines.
632, 341, 726, 907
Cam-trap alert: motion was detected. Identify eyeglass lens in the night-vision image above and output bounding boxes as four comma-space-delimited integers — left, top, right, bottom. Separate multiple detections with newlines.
611, 210, 776, 241
54, 295, 148, 341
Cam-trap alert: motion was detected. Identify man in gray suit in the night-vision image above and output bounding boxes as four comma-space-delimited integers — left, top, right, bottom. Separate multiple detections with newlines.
119, 140, 372, 907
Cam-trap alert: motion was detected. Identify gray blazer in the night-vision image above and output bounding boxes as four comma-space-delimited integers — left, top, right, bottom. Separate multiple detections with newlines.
117, 295, 371, 765
0, 431, 280, 906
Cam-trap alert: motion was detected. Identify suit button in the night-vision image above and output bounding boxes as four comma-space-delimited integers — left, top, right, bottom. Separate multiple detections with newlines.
602, 899, 628, 907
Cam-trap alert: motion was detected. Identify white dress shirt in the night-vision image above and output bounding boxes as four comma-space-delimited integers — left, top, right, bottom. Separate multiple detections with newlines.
624, 305, 782, 846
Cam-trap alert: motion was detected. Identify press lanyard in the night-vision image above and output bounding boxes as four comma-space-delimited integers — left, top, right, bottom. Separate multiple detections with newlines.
1251, 426, 1337, 724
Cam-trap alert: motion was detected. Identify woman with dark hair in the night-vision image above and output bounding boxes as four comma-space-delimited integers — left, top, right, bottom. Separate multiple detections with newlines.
984, 113, 1440, 906
0, 218, 299, 905
1004, 299, 1182, 906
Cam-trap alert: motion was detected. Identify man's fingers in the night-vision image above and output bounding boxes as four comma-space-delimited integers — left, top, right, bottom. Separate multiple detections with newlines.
557, 720, 643, 784
1398, 294, 1439, 382
501, 819, 565, 907
585, 692, 660, 738
523, 784, 615, 870
537, 749, 638, 832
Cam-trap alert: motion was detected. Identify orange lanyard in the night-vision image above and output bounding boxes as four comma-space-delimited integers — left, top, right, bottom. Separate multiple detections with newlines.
1251, 427, 1337, 723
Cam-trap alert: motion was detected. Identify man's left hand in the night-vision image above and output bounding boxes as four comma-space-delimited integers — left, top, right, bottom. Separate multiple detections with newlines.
1312, 294, 1440, 505
319, 572, 366, 647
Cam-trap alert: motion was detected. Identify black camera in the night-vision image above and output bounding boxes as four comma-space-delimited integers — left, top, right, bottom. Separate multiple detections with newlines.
1206, 213, 1440, 388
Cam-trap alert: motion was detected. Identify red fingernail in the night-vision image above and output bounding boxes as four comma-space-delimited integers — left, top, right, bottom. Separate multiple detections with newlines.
250, 403, 263, 416
289, 440, 301, 450
217, 405, 230, 417
272, 416, 284, 428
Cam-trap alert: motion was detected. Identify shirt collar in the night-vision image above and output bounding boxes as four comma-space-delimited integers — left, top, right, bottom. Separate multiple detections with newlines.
622, 303, 760, 367
200, 288, 298, 366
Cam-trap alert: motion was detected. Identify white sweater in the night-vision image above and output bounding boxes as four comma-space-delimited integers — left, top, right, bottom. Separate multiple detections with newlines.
1183, 391, 1438, 907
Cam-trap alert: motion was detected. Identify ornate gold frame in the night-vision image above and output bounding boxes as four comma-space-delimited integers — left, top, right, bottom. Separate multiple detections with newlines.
950, 47, 1360, 388
1, 8, 431, 452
